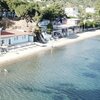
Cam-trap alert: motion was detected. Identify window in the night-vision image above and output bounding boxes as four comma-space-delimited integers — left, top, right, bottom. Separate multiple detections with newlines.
1, 40, 4, 45
14, 36, 18, 40
24, 35, 26, 39
22, 35, 26, 39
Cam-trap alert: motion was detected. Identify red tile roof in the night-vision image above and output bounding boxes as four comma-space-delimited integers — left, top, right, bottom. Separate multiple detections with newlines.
1, 31, 14, 35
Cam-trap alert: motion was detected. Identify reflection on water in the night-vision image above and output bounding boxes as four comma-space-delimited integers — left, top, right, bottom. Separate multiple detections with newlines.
0, 36, 100, 100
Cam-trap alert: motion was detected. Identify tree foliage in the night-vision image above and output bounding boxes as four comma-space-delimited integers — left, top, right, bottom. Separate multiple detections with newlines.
5, 0, 24, 11
40, 3, 64, 21
0, 0, 9, 10
5, 0, 41, 26
0, 0, 99, 28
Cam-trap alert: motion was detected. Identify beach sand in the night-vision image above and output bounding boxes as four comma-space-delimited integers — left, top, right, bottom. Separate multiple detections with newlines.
0, 29, 100, 66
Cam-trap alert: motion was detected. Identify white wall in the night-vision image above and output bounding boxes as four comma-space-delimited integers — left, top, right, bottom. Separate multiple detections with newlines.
1, 35, 34, 46
11, 35, 29, 45
65, 7, 78, 17
1, 38, 10, 45
85, 7, 95, 13
28, 35, 34, 42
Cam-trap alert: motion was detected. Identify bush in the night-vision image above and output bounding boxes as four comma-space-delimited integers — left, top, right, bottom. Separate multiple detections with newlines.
85, 21, 93, 28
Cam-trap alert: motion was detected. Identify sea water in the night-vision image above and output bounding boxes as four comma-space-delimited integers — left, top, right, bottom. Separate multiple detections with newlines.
0, 36, 100, 100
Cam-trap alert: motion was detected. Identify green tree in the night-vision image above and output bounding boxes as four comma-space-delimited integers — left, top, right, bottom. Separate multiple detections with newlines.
40, 3, 64, 21
94, 0, 100, 27
5, 0, 25, 11
0, 0, 9, 10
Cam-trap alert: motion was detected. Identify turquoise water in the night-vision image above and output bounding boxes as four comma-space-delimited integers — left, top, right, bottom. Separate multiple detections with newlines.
0, 36, 100, 100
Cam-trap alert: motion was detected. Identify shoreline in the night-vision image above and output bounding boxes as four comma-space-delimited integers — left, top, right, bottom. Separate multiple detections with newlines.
0, 29, 100, 66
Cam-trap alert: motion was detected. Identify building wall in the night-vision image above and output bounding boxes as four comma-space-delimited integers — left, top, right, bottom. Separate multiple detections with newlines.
11, 35, 29, 45
85, 7, 95, 13
1, 35, 34, 46
64, 7, 79, 17
67, 19, 80, 26
1, 38, 9, 45
28, 35, 34, 42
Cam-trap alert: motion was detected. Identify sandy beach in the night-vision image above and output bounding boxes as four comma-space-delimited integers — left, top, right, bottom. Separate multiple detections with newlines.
0, 29, 100, 66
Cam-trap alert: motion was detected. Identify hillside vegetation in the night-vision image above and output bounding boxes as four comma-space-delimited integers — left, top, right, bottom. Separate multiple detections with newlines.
0, 0, 100, 29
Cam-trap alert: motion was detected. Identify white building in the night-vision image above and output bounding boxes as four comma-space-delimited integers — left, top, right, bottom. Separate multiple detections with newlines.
67, 18, 80, 26
53, 18, 80, 36
0, 31, 34, 46
85, 7, 95, 13
64, 7, 79, 17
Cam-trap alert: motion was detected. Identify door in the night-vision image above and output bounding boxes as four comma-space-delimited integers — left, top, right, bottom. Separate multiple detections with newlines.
9, 39, 11, 45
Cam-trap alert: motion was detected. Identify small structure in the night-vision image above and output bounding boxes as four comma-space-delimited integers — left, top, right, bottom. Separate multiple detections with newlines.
85, 7, 95, 13
53, 24, 68, 37
38, 20, 51, 42
64, 7, 79, 17
0, 30, 34, 46
53, 18, 80, 37
38, 19, 50, 28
